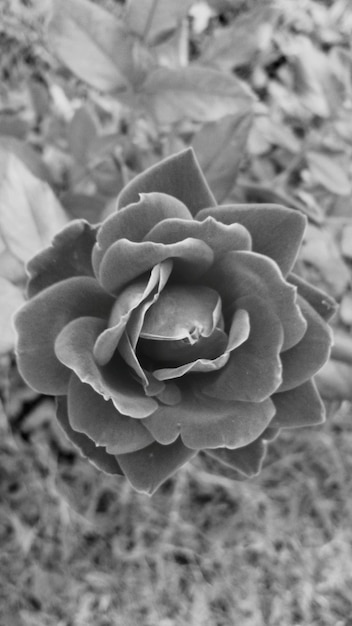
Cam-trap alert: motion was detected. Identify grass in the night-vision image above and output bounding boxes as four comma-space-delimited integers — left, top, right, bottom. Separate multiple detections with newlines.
1, 385, 352, 626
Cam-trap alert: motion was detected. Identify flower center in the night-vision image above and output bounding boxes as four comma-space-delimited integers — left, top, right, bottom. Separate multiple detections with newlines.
137, 285, 226, 366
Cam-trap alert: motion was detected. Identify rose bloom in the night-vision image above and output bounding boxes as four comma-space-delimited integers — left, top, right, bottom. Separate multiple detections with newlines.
14, 149, 336, 494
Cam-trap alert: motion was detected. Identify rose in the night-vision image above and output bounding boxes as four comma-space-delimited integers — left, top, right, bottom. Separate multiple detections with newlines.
14, 149, 336, 494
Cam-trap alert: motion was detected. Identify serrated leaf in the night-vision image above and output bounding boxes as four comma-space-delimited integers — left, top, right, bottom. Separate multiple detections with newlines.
0, 278, 24, 354
68, 106, 98, 165
192, 112, 252, 202
125, 0, 193, 45
140, 66, 254, 125
307, 150, 351, 195
0, 153, 68, 263
48, 0, 135, 92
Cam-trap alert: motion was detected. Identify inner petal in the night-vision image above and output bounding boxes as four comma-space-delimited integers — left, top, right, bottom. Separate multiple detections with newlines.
140, 285, 223, 342
138, 285, 225, 368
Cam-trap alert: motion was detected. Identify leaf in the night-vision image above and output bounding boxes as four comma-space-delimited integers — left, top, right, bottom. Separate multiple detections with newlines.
68, 106, 98, 166
28, 78, 51, 119
192, 112, 253, 202
140, 67, 255, 125
307, 151, 351, 195
0, 278, 24, 354
0, 137, 50, 182
125, 0, 193, 45
48, 0, 136, 92
316, 359, 352, 401
199, 3, 273, 71
0, 114, 28, 139
0, 153, 68, 263
299, 223, 350, 299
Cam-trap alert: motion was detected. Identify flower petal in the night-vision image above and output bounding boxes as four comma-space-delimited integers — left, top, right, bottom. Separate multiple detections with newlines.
116, 438, 197, 495
56, 396, 123, 475
118, 332, 164, 396
141, 327, 228, 369
206, 251, 306, 351
279, 296, 333, 392
14, 277, 114, 395
271, 379, 325, 429
144, 386, 275, 450
99, 238, 214, 295
54, 316, 158, 418
196, 204, 306, 276
92, 192, 192, 276
201, 295, 283, 402
288, 273, 337, 322
149, 307, 250, 380
140, 285, 221, 341
94, 261, 172, 366
205, 436, 267, 477
67, 373, 154, 454
27, 220, 98, 298
117, 148, 216, 215
144, 216, 252, 259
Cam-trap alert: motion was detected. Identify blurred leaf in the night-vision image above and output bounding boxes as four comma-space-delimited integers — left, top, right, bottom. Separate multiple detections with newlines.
316, 359, 352, 401
48, 0, 136, 92
61, 192, 107, 222
193, 112, 252, 202
248, 115, 301, 156
141, 66, 254, 125
307, 150, 351, 196
68, 106, 98, 166
0, 138, 50, 182
0, 241, 25, 283
0, 153, 68, 263
299, 224, 350, 299
0, 115, 28, 139
289, 37, 338, 117
199, 3, 273, 71
341, 222, 352, 259
340, 292, 352, 326
0, 278, 24, 354
125, 0, 193, 45
28, 78, 50, 119
91, 159, 124, 197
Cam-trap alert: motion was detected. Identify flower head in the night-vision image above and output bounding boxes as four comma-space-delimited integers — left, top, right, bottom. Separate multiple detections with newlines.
14, 149, 336, 494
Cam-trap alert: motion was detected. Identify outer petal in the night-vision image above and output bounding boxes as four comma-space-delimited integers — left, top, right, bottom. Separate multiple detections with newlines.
206, 250, 306, 351
14, 277, 114, 395
92, 193, 192, 276
67, 374, 154, 454
196, 204, 306, 276
201, 296, 283, 403
144, 216, 252, 259
54, 316, 158, 418
205, 436, 267, 477
27, 220, 98, 298
143, 386, 275, 450
56, 396, 123, 475
288, 273, 337, 322
117, 148, 217, 215
116, 438, 197, 495
271, 379, 325, 429
278, 296, 333, 392
98, 238, 213, 295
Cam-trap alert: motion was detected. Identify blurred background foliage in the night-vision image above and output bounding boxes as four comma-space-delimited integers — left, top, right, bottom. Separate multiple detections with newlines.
1, 0, 352, 624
